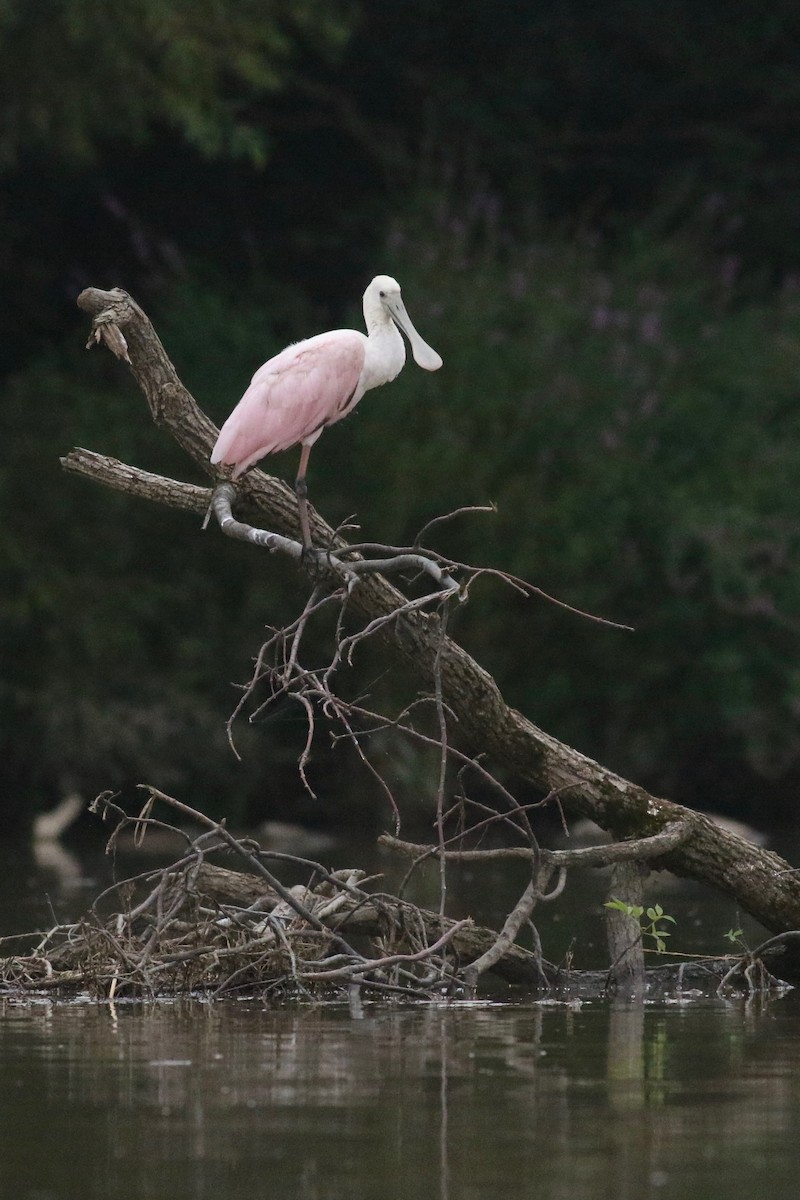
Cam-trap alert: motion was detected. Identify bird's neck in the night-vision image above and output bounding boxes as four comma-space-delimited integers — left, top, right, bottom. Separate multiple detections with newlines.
363, 317, 406, 387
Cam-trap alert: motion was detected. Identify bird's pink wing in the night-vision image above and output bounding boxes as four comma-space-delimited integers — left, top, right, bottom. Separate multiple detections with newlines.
211, 331, 366, 477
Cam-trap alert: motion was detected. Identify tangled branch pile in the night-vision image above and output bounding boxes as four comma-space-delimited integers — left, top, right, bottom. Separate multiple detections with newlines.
0, 792, 481, 1001
1, 792, 792, 1002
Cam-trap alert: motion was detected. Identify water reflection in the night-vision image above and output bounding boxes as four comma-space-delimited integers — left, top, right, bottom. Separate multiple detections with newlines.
1, 996, 800, 1200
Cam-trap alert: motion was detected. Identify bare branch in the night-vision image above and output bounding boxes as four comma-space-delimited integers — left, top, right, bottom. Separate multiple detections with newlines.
210, 482, 460, 592
136, 786, 368, 964
413, 503, 497, 547
61, 449, 209, 515
299, 919, 472, 982
379, 820, 692, 868
462, 878, 544, 993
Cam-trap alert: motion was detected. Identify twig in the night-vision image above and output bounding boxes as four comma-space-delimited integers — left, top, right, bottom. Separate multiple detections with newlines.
136, 786, 368, 964
299, 919, 472, 981
433, 603, 451, 916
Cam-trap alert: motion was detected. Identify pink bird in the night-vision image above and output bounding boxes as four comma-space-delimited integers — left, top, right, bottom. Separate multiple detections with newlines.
210, 274, 442, 549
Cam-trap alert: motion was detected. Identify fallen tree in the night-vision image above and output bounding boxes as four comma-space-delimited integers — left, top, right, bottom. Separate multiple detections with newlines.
23, 283, 799, 999
1, 792, 790, 1001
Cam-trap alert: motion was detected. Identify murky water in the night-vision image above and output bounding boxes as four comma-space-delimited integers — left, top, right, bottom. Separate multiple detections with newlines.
2, 997, 800, 1200
2, 839, 800, 1199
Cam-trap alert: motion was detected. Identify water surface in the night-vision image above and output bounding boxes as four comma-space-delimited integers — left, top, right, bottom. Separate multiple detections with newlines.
2, 995, 800, 1200
2, 838, 799, 1200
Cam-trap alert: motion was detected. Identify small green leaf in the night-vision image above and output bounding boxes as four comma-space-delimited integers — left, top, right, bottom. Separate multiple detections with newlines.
604, 898, 643, 918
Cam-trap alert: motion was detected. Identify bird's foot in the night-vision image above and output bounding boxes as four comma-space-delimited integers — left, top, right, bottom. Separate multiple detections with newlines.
299, 543, 330, 577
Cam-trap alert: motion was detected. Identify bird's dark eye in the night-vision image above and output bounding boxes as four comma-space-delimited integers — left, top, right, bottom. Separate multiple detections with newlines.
379, 290, 386, 298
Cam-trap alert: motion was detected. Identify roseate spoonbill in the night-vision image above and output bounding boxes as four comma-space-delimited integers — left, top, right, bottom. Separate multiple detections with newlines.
210, 275, 442, 549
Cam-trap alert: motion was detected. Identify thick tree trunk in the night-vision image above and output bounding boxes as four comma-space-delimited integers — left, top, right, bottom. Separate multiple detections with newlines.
605, 860, 647, 998
64, 287, 800, 936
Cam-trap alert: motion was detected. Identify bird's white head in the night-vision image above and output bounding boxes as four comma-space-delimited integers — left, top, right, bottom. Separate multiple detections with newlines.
364, 275, 443, 372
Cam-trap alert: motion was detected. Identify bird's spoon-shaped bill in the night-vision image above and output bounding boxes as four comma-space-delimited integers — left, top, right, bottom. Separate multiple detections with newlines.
384, 295, 443, 371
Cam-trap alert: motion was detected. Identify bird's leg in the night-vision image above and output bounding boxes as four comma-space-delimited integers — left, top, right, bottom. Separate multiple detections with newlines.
295, 442, 313, 552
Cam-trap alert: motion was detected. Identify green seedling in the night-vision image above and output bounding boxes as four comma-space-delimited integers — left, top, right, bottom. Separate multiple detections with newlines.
605, 898, 677, 954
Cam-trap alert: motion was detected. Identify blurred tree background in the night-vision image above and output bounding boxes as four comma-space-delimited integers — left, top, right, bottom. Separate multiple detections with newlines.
3, 0, 800, 833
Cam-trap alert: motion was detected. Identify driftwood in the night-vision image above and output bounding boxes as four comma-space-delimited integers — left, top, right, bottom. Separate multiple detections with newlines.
187, 861, 782, 998
1, 797, 790, 1000
49, 286, 800, 993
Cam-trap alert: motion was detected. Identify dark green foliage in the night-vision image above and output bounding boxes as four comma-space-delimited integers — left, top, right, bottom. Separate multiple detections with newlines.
340, 203, 800, 810
339, 1, 800, 272
0, 287, 325, 822
0, 0, 354, 166
3, 2, 800, 827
